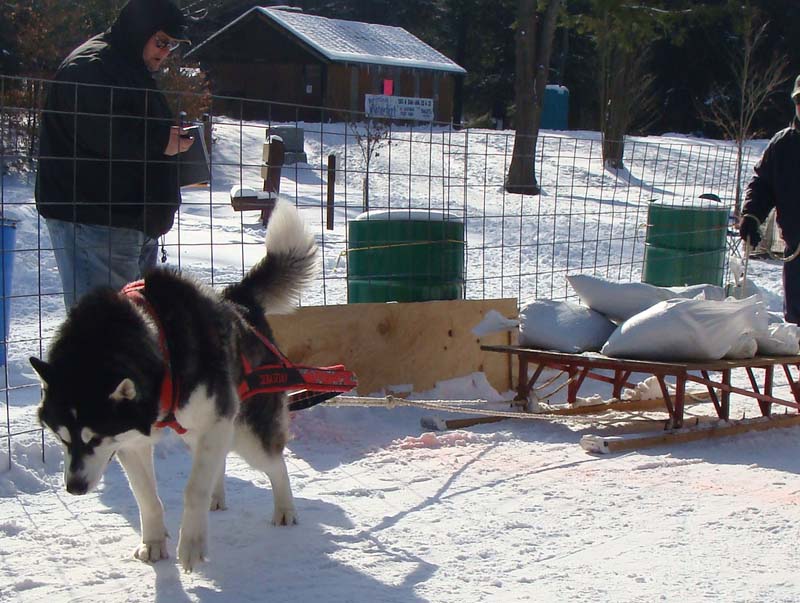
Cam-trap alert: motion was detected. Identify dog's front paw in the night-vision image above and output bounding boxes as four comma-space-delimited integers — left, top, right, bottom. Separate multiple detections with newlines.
177, 527, 208, 572
272, 505, 298, 526
133, 539, 169, 563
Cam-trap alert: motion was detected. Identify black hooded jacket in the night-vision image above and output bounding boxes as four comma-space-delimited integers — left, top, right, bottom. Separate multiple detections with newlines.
743, 116, 800, 249
35, 0, 186, 238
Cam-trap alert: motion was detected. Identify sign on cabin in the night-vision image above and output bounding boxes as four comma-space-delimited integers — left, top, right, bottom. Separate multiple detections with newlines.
365, 94, 434, 122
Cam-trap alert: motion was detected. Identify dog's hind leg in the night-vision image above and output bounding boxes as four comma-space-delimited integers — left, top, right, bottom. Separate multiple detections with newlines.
233, 426, 297, 526
210, 458, 227, 511
117, 444, 169, 563
262, 453, 296, 526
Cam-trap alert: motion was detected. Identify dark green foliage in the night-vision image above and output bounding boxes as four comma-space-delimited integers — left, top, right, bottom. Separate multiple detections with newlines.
5, 0, 800, 136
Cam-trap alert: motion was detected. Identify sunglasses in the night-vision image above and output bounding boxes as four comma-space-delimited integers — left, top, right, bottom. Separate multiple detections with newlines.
154, 36, 182, 52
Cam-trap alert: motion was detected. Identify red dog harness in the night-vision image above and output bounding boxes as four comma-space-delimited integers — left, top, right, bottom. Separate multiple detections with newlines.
121, 281, 357, 433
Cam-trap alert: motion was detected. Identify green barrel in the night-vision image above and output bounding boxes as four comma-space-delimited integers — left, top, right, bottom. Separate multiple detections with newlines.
642, 202, 729, 287
347, 211, 465, 303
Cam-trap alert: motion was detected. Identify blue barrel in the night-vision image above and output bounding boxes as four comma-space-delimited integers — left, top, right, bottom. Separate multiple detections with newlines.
0, 219, 16, 365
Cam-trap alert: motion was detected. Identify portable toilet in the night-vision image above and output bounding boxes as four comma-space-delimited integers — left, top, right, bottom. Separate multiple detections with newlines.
540, 85, 569, 130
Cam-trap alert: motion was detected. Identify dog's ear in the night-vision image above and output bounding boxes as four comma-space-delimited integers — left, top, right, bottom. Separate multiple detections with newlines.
109, 378, 153, 436
29, 357, 52, 388
110, 378, 137, 401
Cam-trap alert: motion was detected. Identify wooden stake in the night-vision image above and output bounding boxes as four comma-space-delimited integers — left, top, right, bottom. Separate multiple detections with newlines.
326, 154, 336, 230
420, 415, 506, 431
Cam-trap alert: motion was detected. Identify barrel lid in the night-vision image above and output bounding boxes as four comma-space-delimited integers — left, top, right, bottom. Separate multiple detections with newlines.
649, 195, 728, 211
354, 209, 462, 222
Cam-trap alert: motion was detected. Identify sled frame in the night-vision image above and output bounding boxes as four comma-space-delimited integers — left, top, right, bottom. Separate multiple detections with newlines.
481, 345, 800, 429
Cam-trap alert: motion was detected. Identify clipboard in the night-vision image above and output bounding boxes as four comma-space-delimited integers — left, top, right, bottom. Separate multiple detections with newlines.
177, 124, 210, 187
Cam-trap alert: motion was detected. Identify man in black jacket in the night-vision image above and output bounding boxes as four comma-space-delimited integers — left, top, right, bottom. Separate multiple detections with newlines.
35, 0, 194, 309
740, 75, 800, 323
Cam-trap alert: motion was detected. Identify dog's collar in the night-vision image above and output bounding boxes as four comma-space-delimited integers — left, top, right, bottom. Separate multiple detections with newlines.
120, 280, 186, 434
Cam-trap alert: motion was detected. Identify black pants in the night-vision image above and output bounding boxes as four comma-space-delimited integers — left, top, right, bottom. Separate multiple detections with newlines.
783, 244, 800, 323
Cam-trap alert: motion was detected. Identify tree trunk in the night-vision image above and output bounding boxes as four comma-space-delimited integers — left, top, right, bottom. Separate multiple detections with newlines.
451, 0, 469, 127
505, 0, 561, 196
734, 140, 744, 217
602, 79, 626, 169
600, 42, 627, 170
600, 37, 654, 170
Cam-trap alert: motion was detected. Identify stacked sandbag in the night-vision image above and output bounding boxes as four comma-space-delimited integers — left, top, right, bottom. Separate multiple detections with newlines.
600, 295, 768, 361
567, 274, 725, 322
519, 299, 616, 353
516, 274, 799, 361
755, 323, 800, 356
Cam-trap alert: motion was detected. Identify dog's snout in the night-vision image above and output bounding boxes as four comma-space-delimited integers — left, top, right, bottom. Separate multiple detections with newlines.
66, 478, 89, 495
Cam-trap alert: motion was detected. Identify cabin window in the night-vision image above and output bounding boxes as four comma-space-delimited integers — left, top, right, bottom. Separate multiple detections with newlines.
303, 64, 321, 94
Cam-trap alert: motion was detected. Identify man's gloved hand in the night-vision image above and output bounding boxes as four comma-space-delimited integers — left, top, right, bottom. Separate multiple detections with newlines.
739, 214, 762, 248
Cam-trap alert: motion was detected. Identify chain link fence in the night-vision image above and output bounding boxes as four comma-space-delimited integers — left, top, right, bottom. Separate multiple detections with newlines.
0, 75, 755, 468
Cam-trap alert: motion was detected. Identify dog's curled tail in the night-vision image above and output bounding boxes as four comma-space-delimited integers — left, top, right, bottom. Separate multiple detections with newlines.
226, 199, 318, 315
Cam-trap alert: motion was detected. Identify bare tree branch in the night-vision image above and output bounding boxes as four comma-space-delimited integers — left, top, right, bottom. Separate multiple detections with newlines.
699, 10, 790, 214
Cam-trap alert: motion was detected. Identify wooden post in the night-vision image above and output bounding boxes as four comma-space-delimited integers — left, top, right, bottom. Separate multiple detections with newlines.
721, 368, 731, 420
201, 112, 212, 151
326, 153, 336, 230
674, 373, 686, 429
261, 135, 285, 225
762, 365, 774, 417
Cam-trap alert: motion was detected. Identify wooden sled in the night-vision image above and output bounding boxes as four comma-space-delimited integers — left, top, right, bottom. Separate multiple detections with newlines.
478, 345, 800, 451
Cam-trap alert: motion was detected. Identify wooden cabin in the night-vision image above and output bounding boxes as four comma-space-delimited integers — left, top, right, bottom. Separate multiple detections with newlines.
185, 6, 466, 123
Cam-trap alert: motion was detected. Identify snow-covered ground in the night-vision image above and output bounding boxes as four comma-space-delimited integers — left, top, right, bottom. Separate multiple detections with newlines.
1, 122, 799, 603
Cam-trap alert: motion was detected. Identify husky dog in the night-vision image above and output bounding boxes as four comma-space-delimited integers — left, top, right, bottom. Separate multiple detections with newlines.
30, 200, 316, 572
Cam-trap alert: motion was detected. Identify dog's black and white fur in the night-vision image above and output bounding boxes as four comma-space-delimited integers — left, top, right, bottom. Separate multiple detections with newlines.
30, 200, 317, 572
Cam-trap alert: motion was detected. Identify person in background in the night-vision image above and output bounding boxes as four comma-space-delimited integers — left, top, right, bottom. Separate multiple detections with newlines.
35, 0, 194, 310
739, 74, 800, 324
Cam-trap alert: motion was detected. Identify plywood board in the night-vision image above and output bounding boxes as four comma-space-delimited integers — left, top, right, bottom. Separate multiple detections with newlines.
269, 299, 518, 396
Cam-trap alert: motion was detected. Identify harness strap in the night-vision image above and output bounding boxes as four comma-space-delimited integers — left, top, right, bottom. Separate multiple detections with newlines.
238, 364, 357, 401
120, 281, 186, 434
120, 281, 358, 434
238, 322, 356, 404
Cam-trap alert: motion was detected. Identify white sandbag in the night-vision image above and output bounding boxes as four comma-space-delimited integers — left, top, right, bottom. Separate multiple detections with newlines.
669, 283, 726, 301
567, 275, 671, 321
755, 323, 800, 356
725, 279, 764, 301
601, 295, 768, 361
567, 274, 725, 322
724, 333, 758, 359
767, 311, 786, 324
519, 300, 616, 353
